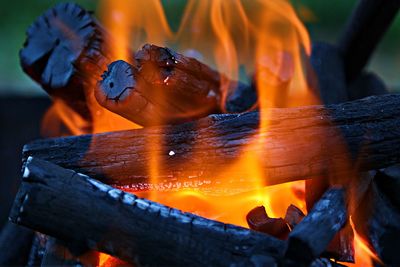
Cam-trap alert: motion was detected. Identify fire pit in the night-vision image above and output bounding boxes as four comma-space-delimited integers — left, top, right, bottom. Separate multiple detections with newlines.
2, 0, 400, 266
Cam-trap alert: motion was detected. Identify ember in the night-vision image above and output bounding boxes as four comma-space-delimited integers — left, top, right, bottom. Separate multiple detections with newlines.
2, 0, 400, 266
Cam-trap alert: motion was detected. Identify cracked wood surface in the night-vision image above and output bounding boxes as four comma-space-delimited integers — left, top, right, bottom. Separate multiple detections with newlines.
10, 158, 284, 266
23, 94, 400, 193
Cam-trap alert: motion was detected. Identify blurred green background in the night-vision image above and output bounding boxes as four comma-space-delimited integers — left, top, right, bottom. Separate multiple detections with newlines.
0, 0, 399, 95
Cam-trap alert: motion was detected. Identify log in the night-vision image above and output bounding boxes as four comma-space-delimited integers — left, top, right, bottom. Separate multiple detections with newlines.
95, 45, 256, 126
338, 0, 400, 81
20, 3, 112, 124
22, 94, 400, 192
284, 188, 347, 264
10, 158, 284, 266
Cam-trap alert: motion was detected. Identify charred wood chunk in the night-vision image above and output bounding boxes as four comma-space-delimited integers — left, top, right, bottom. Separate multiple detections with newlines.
284, 204, 305, 230
347, 72, 388, 101
246, 206, 290, 240
338, 0, 400, 81
10, 158, 285, 266
20, 3, 112, 122
96, 44, 224, 126
284, 188, 347, 264
22, 94, 400, 191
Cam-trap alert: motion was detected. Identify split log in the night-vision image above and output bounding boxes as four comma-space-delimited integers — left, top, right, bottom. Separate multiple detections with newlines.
20, 3, 112, 125
10, 158, 284, 266
22, 94, 400, 193
284, 188, 347, 264
338, 0, 400, 81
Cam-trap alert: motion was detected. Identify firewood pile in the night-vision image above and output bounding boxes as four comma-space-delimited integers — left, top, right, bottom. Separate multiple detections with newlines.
1, 1, 400, 266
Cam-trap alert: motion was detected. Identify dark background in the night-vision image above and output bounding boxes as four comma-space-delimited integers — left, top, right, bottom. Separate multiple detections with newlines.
0, 0, 399, 227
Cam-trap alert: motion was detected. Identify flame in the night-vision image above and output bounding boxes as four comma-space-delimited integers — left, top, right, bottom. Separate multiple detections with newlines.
346, 218, 383, 267
40, 0, 371, 265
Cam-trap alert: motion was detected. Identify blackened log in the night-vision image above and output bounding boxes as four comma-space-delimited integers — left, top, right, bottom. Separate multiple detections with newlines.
95, 45, 255, 126
23, 94, 400, 192
338, 0, 400, 81
284, 188, 347, 264
0, 222, 34, 266
10, 158, 284, 266
20, 3, 113, 125
353, 181, 400, 266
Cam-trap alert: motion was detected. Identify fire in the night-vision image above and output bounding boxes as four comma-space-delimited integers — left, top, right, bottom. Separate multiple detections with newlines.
42, 0, 374, 265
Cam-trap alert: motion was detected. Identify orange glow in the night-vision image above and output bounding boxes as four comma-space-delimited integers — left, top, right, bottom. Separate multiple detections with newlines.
40, 1, 372, 266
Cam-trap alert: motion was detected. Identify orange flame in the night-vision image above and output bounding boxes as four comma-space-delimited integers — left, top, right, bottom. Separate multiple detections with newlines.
41, 0, 375, 265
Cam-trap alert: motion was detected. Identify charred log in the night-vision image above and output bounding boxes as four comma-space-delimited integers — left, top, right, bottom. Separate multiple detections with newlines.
19, 3, 114, 126
95, 45, 255, 126
338, 0, 400, 81
22, 94, 400, 192
10, 158, 284, 266
284, 188, 347, 264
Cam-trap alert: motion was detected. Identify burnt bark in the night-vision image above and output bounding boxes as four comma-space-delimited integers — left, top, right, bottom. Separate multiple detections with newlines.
338, 0, 400, 81
22, 94, 400, 193
10, 158, 284, 266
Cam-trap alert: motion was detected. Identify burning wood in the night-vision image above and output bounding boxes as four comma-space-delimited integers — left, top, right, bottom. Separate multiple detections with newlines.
23, 94, 400, 192
95, 46, 222, 126
19, 3, 110, 127
10, 158, 285, 266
